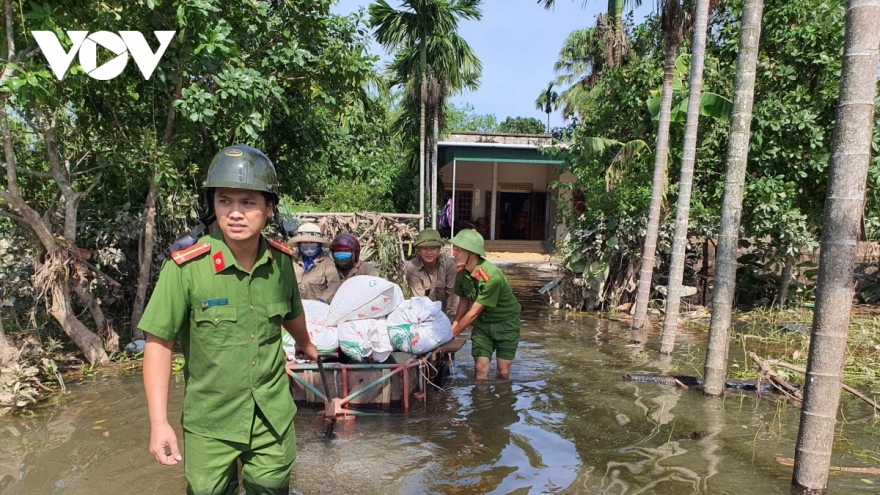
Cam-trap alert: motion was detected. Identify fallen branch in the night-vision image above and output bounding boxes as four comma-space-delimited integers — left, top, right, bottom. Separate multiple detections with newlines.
749, 352, 803, 405
751, 354, 880, 413
775, 457, 880, 475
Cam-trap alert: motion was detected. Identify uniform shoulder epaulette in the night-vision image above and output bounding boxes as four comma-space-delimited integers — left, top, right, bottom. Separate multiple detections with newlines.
267, 238, 296, 257
170, 242, 211, 265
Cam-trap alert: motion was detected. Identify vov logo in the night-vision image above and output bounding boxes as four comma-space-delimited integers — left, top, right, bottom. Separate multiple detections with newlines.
32, 31, 176, 81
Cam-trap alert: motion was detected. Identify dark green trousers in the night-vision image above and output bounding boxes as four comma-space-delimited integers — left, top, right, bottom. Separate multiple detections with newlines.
184, 408, 296, 495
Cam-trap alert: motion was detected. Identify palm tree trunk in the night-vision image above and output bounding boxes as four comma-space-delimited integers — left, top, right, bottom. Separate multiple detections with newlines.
777, 252, 794, 307
631, 37, 681, 333
659, 0, 712, 355
703, 0, 765, 396
431, 99, 439, 230
792, 0, 880, 491
546, 112, 550, 133
419, 77, 427, 231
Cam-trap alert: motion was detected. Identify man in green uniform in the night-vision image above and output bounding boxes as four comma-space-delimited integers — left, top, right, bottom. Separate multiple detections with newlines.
449, 229, 522, 380
404, 229, 459, 321
140, 145, 318, 495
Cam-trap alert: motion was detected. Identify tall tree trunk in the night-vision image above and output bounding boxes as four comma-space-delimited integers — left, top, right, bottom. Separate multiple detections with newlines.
546, 112, 550, 133
703, 0, 765, 397
631, 39, 681, 332
419, 77, 426, 231
431, 99, 439, 230
792, 1, 880, 491
777, 252, 794, 307
131, 76, 181, 341
130, 179, 158, 341
659, 0, 712, 355
48, 277, 109, 365
73, 278, 119, 354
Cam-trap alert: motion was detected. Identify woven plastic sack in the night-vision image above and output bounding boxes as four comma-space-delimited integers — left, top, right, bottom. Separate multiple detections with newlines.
387, 297, 453, 354
282, 300, 338, 357
368, 319, 393, 363
326, 276, 404, 326
337, 319, 374, 362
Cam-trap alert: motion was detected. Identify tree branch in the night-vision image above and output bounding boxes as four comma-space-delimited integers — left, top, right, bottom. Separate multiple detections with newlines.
15, 166, 54, 179
0, 206, 27, 225
70, 149, 93, 173
79, 258, 121, 288
8, 103, 42, 137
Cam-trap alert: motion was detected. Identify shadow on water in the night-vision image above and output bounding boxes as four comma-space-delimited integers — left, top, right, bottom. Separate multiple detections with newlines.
2, 264, 878, 494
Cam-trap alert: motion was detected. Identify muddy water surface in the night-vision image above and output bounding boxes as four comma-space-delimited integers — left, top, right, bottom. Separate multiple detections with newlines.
2, 266, 878, 494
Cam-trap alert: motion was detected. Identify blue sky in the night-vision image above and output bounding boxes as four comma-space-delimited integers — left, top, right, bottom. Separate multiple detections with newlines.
331, 0, 652, 129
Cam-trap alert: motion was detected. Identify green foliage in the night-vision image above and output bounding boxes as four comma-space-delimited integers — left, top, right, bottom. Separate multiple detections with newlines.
444, 102, 497, 132
497, 116, 546, 135
0, 0, 414, 352
552, 0, 879, 309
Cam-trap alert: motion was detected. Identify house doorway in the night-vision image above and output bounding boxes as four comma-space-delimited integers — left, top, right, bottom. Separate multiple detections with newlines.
498, 192, 530, 240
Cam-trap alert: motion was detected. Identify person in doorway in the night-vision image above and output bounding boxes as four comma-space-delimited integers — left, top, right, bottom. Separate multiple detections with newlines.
404, 229, 460, 321
330, 233, 379, 282
287, 222, 341, 303
449, 229, 522, 380
140, 144, 318, 495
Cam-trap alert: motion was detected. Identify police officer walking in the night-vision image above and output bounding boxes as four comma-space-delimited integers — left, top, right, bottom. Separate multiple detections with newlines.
139, 145, 317, 494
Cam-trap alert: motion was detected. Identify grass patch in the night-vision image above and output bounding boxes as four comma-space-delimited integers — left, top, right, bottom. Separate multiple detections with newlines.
729, 306, 880, 388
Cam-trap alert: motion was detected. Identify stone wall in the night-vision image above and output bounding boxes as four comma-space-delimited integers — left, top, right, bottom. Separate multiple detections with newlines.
442, 132, 553, 147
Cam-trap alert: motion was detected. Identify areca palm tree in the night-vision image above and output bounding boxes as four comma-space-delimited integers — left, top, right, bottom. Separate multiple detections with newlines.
793, 0, 880, 490
553, 27, 606, 117
631, 0, 698, 333
369, 0, 482, 229
658, 0, 713, 354
703, 0, 765, 396
535, 82, 559, 133
539, 0, 642, 69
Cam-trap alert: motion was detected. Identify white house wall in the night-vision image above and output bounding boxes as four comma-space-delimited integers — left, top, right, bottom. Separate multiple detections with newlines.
439, 161, 550, 219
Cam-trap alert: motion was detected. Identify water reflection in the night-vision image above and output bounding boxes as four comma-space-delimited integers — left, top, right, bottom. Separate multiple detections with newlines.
1, 264, 878, 494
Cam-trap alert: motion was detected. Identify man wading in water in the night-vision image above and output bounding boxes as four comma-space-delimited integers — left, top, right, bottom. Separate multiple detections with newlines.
449, 229, 522, 380
140, 145, 318, 494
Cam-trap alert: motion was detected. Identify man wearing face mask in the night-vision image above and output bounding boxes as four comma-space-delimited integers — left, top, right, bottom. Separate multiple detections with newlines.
449, 229, 521, 381
287, 223, 341, 303
330, 233, 379, 282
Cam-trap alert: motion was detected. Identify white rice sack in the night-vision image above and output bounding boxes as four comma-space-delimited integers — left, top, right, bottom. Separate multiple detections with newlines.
368, 318, 393, 363
302, 300, 338, 352
281, 301, 338, 357
337, 319, 374, 362
326, 276, 404, 326
282, 331, 297, 359
387, 297, 453, 354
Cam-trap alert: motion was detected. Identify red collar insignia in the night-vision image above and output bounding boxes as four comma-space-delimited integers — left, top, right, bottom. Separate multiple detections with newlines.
473, 267, 490, 283
212, 251, 226, 273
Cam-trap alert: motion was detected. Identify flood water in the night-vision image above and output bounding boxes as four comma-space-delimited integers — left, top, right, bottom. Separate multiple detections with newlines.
2, 265, 878, 494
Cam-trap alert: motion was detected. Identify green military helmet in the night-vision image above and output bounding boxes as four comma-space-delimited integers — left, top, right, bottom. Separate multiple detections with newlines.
449, 229, 486, 258
203, 145, 278, 199
414, 229, 444, 248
